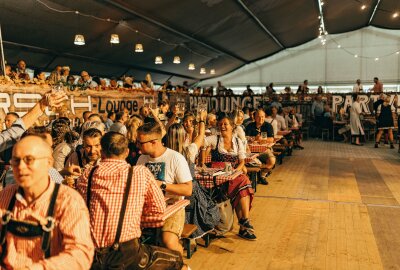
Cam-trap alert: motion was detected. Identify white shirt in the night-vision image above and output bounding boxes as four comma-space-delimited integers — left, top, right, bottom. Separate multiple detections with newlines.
233, 125, 247, 147
274, 115, 286, 131
53, 142, 73, 171
353, 84, 363, 93
137, 148, 192, 200
109, 122, 127, 135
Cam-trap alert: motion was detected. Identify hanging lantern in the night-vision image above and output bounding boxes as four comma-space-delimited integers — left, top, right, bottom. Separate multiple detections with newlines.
200, 67, 206, 74
210, 69, 216, 75
188, 63, 195, 70
135, 43, 143, 52
110, 34, 120, 44
155, 56, 163, 64
74, 34, 85, 45
173, 56, 181, 64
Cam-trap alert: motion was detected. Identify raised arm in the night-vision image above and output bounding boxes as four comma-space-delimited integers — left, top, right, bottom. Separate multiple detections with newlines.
0, 92, 67, 152
150, 108, 166, 137
192, 110, 207, 149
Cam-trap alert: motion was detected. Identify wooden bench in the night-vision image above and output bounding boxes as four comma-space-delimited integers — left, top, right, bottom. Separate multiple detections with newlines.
181, 224, 198, 258
246, 166, 261, 192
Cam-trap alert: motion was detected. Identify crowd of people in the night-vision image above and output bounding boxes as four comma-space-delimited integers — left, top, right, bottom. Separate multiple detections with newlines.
2, 59, 387, 97
0, 84, 309, 269
310, 92, 398, 149
0, 63, 393, 269
2, 60, 194, 93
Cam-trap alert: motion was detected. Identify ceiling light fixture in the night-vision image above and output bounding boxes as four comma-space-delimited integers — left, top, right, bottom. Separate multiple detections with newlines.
188, 63, 195, 70
354, 54, 358, 58
375, 57, 379, 61
74, 34, 85, 45
210, 69, 216, 75
396, 51, 400, 55
155, 56, 163, 64
200, 67, 206, 74
110, 34, 120, 44
337, 45, 341, 48
135, 43, 143, 52
361, 5, 366, 10
393, 12, 399, 18
173, 56, 181, 64
134, 30, 143, 52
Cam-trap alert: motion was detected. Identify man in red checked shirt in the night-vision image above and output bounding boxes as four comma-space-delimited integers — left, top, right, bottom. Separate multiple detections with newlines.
77, 132, 187, 270
0, 135, 94, 269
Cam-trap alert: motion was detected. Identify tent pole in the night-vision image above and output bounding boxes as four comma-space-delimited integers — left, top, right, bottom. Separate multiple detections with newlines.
0, 24, 6, 76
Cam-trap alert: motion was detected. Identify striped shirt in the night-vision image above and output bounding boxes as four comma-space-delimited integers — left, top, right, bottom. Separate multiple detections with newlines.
0, 181, 94, 270
76, 159, 165, 248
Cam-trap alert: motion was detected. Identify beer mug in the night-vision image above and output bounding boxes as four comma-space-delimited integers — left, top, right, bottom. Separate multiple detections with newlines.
261, 132, 268, 139
224, 162, 233, 172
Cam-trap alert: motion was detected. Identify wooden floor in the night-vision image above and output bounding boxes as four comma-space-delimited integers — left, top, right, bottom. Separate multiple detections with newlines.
186, 140, 400, 270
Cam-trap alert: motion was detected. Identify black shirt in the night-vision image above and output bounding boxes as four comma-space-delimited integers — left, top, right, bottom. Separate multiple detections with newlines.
245, 122, 274, 137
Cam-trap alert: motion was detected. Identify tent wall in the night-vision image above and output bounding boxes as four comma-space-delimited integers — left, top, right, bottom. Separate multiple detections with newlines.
200, 27, 400, 88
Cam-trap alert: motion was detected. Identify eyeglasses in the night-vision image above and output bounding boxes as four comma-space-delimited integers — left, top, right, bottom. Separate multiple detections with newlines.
10, 156, 49, 166
136, 139, 158, 146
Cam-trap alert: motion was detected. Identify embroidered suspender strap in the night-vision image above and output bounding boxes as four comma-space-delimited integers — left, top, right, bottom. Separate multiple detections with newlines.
41, 183, 61, 258
0, 189, 18, 265
76, 149, 84, 169
86, 166, 99, 209
112, 166, 134, 250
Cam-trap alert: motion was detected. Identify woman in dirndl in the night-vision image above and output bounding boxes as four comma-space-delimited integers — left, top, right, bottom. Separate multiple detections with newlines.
203, 116, 256, 241
375, 95, 395, 149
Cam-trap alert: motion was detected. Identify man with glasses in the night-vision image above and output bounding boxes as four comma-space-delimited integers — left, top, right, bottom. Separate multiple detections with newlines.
65, 128, 102, 171
136, 122, 192, 256
0, 135, 94, 269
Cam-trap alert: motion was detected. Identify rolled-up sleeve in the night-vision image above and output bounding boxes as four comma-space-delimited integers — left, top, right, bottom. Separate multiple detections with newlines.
0, 119, 26, 152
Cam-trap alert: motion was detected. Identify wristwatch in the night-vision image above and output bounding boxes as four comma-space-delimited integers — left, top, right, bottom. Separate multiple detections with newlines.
160, 181, 167, 191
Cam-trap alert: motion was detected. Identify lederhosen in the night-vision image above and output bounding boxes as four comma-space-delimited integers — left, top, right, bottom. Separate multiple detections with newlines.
87, 166, 183, 270
0, 184, 60, 266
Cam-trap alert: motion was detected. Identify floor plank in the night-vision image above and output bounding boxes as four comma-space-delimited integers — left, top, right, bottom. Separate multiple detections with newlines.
186, 140, 400, 270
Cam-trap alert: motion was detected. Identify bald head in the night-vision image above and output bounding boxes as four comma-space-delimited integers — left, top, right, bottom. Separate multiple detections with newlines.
12, 135, 53, 190
14, 135, 52, 160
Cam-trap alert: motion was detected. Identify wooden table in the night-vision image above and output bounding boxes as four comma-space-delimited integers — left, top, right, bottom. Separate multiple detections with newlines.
277, 130, 292, 136
248, 142, 275, 153
204, 152, 259, 164
141, 199, 190, 228
195, 168, 242, 189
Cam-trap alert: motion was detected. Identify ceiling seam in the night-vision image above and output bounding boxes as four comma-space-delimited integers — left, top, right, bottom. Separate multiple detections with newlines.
235, 0, 285, 49
368, 0, 382, 25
